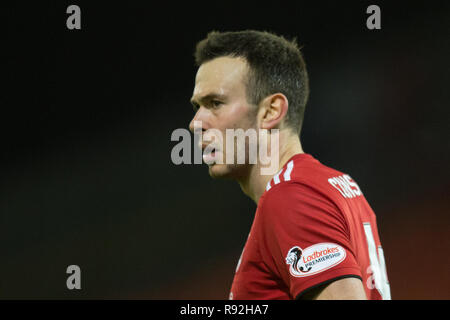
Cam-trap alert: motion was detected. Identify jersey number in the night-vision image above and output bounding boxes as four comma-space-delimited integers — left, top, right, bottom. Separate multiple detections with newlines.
363, 222, 391, 300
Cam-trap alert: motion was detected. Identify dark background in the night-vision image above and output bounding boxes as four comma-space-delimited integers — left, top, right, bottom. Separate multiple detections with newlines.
2, 1, 449, 299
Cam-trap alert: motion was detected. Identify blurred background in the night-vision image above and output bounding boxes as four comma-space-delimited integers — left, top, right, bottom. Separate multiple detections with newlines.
2, 1, 449, 299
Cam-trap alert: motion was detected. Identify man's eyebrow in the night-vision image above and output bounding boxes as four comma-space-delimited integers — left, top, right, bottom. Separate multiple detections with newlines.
190, 93, 227, 106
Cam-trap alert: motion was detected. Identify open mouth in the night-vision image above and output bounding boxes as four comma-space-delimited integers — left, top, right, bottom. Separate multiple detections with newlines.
202, 147, 219, 165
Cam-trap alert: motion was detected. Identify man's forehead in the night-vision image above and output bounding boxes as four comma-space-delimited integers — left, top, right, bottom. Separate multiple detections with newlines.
193, 56, 248, 98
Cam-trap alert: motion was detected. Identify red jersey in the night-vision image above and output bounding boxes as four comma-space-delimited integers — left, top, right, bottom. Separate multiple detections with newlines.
230, 153, 390, 300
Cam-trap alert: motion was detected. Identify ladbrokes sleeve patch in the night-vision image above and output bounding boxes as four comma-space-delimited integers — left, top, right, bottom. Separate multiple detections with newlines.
285, 243, 346, 277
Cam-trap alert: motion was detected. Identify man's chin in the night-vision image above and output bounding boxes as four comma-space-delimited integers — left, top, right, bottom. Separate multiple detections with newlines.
207, 162, 248, 180
207, 163, 228, 179
206, 163, 237, 180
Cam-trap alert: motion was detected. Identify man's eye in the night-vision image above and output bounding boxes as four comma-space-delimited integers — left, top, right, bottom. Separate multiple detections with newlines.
192, 104, 200, 112
211, 100, 223, 108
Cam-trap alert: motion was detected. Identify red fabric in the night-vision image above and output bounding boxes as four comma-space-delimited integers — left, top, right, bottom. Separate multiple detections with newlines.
229, 153, 388, 300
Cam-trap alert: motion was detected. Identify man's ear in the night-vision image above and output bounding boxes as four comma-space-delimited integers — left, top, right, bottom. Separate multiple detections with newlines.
258, 93, 289, 130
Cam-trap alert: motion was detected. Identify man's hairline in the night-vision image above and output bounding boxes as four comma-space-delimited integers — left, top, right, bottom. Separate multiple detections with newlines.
196, 55, 300, 135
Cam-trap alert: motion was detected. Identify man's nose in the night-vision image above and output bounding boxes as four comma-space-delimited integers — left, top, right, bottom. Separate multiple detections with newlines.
189, 108, 207, 133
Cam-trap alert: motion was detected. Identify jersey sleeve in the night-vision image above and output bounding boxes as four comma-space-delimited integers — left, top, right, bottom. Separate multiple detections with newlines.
257, 181, 363, 299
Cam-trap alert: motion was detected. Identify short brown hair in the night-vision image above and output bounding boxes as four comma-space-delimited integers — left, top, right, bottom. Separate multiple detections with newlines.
194, 30, 309, 134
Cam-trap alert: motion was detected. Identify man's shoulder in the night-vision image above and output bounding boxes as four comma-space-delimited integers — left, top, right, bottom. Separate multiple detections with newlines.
256, 158, 357, 235
264, 153, 346, 199
259, 154, 366, 218
256, 176, 346, 234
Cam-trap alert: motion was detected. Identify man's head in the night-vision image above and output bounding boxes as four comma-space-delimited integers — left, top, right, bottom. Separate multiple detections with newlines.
189, 30, 309, 179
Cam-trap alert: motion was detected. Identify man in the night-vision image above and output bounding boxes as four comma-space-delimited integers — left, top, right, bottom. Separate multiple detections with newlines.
189, 30, 390, 300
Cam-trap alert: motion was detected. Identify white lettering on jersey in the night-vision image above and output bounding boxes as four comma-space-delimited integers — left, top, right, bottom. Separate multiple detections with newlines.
328, 174, 363, 199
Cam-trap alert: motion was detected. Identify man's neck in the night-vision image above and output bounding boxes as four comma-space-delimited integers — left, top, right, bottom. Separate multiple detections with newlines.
238, 131, 304, 204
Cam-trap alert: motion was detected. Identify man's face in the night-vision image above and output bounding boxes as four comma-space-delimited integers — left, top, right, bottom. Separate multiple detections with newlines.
189, 56, 258, 179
